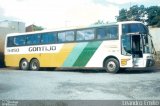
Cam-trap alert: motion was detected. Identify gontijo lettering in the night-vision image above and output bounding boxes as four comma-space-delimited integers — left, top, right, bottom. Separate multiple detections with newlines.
29, 46, 56, 52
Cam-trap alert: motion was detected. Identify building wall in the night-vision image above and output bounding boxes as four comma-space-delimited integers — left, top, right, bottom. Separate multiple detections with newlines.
149, 28, 160, 63
26, 24, 34, 32
149, 28, 160, 52
0, 21, 25, 67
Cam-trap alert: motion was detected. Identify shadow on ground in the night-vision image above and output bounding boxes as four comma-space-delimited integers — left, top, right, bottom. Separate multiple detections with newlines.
39, 66, 160, 74
1, 66, 159, 74
118, 66, 160, 74
40, 67, 106, 73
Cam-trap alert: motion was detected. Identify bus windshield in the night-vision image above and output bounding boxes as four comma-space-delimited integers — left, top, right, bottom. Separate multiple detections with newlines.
122, 23, 149, 34
122, 23, 153, 55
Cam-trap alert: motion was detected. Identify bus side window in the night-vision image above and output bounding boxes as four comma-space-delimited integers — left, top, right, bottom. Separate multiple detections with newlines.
41, 32, 56, 44
58, 31, 74, 43
26, 34, 40, 45
58, 32, 65, 43
76, 29, 94, 41
13, 36, 26, 46
7, 37, 14, 47
65, 31, 74, 42
106, 25, 118, 39
76, 30, 85, 41
97, 27, 106, 39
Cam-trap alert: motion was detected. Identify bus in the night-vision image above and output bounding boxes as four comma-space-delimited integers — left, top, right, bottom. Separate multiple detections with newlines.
4, 21, 155, 73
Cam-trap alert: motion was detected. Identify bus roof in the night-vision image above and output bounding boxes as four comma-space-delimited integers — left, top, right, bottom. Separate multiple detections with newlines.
6, 21, 143, 37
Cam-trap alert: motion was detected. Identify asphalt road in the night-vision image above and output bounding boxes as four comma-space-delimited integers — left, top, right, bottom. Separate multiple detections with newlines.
0, 67, 160, 100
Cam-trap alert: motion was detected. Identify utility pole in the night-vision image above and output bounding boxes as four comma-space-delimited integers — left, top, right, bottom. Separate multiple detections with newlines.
130, 2, 131, 9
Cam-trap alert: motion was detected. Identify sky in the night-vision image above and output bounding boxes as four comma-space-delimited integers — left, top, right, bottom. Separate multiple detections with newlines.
0, 0, 159, 29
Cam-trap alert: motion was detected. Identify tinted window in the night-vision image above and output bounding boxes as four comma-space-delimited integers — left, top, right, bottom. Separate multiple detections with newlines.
58, 31, 74, 42
7, 37, 14, 47
41, 32, 56, 44
58, 32, 66, 42
122, 24, 139, 34
97, 27, 106, 39
65, 31, 74, 41
122, 35, 131, 55
106, 26, 118, 39
139, 24, 149, 34
76, 29, 94, 41
97, 26, 118, 40
13, 36, 26, 46
26, 34, 40, 45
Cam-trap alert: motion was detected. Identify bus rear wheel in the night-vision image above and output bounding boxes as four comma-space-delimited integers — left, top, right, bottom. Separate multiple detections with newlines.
30, 59, 40, 71
20, 59, 29, 70
104, 58, 119, 73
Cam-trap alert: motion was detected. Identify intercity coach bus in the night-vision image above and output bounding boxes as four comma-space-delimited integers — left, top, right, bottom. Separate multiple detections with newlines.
4, 21, 155, 73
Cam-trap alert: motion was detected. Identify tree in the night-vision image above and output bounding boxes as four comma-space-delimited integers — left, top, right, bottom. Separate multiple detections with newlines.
127, 5, 139, 20
117, 9, 127, 21
117, 5, 160, 27
146, 6, 160, 27
26, 24, 44, 32
32, 25, 44, 31
117, 5, 146, 21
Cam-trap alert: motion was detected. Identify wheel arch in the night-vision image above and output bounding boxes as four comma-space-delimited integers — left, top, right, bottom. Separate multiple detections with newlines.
103, 55, 120, 67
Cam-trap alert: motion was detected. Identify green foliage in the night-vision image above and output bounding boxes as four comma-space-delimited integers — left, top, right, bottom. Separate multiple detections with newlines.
32, 25, 44, 31
117, 5, 146, 22
146, 6, 160, 27
117, 9, 128, 21
117, 5, 160, 27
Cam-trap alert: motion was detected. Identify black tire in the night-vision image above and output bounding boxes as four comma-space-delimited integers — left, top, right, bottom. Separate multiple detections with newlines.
104, 58, 119, 73
30, 59, 40, 71
19, 59, 29, 70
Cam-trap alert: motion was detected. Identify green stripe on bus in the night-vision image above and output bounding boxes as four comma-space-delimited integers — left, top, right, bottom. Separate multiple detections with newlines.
73, 41, 102, 67
62, 42, 88, 67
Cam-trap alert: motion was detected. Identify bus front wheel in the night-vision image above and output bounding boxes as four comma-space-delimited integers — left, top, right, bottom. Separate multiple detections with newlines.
30, 59, 40, 71
104, 58, 119, 73
20, 59, 29, 70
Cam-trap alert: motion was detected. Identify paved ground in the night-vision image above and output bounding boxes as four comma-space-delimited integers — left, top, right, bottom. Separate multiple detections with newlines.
0, 67, 160, 100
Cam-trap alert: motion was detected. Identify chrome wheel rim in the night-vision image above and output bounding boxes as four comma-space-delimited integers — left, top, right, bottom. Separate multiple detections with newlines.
21, 61, 28, 69
31, 62, 38, 70
107, 61, 116, 72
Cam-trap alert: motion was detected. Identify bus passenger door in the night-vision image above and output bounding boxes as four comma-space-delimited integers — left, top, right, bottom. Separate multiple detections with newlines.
131, 35, 144, 67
